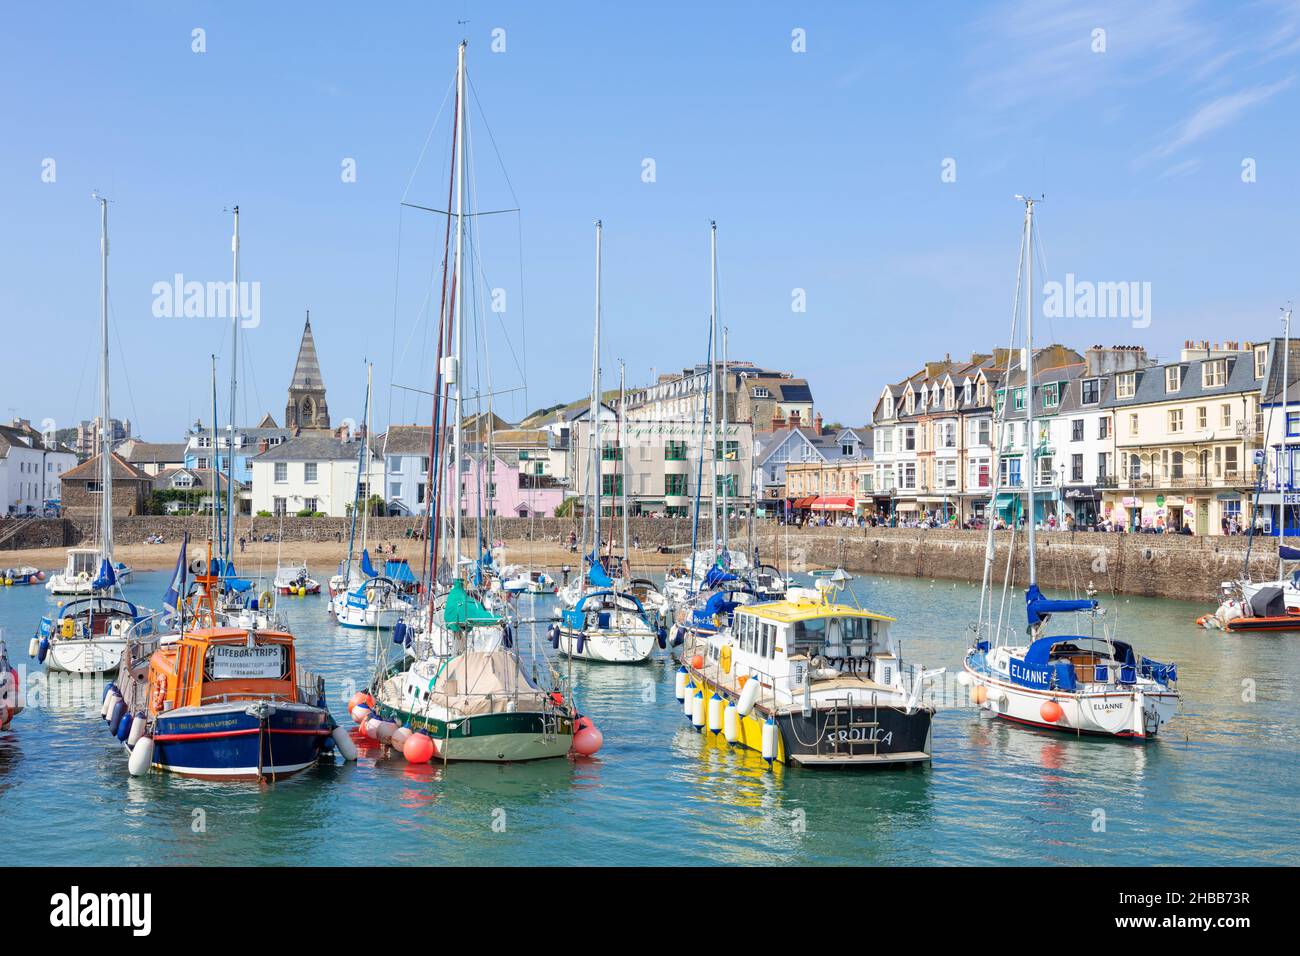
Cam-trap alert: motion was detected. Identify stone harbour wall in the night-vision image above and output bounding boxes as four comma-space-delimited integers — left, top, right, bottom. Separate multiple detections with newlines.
1, 516, 1283, 602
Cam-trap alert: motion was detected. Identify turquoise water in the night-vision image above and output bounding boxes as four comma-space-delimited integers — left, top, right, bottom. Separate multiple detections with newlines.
1, 570, 1295, 866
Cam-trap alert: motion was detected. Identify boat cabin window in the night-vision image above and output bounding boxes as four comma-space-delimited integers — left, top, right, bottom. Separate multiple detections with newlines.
737, 614, 778, 659
791, 616, 872, 658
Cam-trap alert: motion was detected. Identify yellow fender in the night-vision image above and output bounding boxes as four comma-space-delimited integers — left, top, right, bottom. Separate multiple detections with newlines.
259, 589, 274, 610
720, 644, 732, 675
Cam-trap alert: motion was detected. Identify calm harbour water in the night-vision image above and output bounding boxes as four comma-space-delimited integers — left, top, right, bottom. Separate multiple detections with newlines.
1, 569, 1295, 866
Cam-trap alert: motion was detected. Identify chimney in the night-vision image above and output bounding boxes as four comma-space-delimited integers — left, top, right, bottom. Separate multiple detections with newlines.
814, 412, 824, 433
258, 439, 269, 454
789, 410, 801, 428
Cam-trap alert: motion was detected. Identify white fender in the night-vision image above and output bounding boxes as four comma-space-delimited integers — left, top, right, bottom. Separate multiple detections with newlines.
376, 720, 398, 741
691, 691, 705, 729
28, 637, 38, 658
674, 667, 687, 702
101, 691, 121, 720
737, 677, 760, 717
682, 682, 695, 717
331, 726, 358, 761
761, 717, 778, 762
127, 715, 146, 747
723, 701, 739, 743
128, 737, 154, 776
707, 694, 724, 735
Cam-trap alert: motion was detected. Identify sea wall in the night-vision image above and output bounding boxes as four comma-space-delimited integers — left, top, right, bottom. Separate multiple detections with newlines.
2, 516, 1282, 602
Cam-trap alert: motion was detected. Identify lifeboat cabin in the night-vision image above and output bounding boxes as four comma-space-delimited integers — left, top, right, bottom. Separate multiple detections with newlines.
119, 624, 335, 780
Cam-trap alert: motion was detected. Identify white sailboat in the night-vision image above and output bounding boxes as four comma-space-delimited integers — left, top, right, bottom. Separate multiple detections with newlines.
961, 197, 1179, 738
333, 364, 412, 630
34, 196, 146, 673
554, 221, 660, 664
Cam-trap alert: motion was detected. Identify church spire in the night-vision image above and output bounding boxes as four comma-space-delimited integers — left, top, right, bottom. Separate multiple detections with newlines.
286, 310, 330, 430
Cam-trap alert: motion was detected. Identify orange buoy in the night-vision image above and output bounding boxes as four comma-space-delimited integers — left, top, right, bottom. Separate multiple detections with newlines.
1040, 700, 1063, 723
972, 685, 987, 704
403, 733, 435, 764
738, 674, 748, 689
691, 654, 704, 670
572, 726, 603, 756
349, 692, 367, 710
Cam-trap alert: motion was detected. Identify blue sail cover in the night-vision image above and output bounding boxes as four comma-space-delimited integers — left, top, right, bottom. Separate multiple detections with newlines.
384, 559, 416, 585
1280, 545, 1300, 561
691, 590, 741, 627
703, 566, 738, 589
91, 558, 116, 591
1025, 583, 1097, 628
361, 549, 377, 577
585, 550, 614, 587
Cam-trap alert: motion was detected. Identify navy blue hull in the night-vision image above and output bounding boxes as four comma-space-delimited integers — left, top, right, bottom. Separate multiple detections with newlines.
151, 705, 332, 779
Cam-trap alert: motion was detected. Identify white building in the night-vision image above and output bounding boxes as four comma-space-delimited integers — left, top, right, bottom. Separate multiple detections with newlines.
250, 434, 384, 517
0, 420, 77, 515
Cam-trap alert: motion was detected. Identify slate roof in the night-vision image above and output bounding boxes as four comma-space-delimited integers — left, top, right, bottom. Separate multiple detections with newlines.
120, 441, 188, 467
1101, 351, 1261, 409
253, 434, 382, 462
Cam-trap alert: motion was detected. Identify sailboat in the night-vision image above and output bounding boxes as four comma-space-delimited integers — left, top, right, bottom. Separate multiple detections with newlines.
1201, 308, 1300, 631
553, 222, 661, 664
962, 198, 1179, 738
34, 196, 146, 673
332, 364, 412, 630
361, 40, 594, 762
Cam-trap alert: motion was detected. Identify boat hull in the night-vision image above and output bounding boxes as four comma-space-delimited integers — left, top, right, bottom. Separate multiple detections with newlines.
45, 637, 126, 674
963, 661, 1178, 739
371, 702, 574, 762
686, 670, 932, 768
556, 627, 656, 664
143, 702, 332, 780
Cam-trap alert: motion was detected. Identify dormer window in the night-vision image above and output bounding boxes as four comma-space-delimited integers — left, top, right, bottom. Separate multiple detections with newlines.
1255, 345, 1268, 379
1041, 383, 1059, 409
1080, 378, 1100, 404
1202, 359, 1226, 388
1165, 366, 1181, 392
753, 386, 770, 399
1116, 372, 1136, 399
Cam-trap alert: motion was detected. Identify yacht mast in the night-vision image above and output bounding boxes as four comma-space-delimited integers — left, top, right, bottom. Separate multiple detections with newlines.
590, 219, 603, 573
226, 206, 240, 562
1020, 196, 1037, 585
451, 39, 467, 579
620, 360, 629, 569
709, 220, 718, 549
96, 194, 113, 566
1280, 306, 1293, 574
721, 322, 729, 550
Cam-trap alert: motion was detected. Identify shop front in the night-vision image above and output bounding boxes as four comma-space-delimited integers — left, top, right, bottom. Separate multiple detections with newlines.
1063, 486, 1099, 527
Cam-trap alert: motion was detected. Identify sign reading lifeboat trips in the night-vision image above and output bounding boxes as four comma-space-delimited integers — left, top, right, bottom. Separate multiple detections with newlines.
206, 644, 286, 680
1008, 656, 1052, 689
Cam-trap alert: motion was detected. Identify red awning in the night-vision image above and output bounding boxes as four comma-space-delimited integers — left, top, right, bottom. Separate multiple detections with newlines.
791, 496, 817, 509
811, 496, 856, 511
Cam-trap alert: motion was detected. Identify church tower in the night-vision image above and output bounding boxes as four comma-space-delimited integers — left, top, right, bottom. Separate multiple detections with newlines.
285, 311, 331, 431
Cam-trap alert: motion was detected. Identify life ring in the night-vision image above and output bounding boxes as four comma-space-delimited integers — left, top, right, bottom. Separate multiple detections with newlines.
151, 672, 168, 713
259, 590, 274, 610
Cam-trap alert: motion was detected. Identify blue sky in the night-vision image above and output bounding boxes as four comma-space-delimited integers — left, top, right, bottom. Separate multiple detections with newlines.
3, 0, 1299, 439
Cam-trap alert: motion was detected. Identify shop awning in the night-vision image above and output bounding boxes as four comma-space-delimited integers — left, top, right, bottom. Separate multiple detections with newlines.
1064, 486, 1097, 500
811, 495, 855, 511
993, 493, 1017, 509
792, 496, 817, 509
895, 501, 919, 511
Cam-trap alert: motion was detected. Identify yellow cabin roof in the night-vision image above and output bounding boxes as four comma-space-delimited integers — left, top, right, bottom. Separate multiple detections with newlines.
738, 598, 896, 625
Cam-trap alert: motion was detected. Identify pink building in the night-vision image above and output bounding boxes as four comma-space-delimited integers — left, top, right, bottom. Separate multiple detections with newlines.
458, 451, 565, 518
